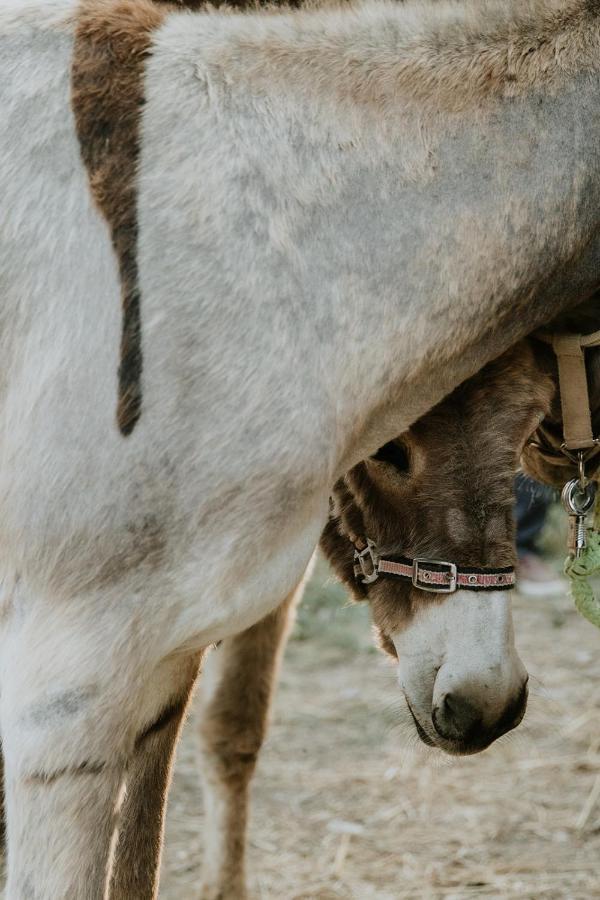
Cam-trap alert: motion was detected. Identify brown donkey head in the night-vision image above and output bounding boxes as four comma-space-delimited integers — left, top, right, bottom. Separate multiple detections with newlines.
321, 340, 556, 756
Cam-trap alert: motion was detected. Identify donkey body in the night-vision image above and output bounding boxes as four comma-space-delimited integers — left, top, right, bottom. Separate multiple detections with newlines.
1, 0, 600, 895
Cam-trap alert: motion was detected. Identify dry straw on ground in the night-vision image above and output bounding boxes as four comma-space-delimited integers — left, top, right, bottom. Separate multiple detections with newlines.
161, 552, 600, 900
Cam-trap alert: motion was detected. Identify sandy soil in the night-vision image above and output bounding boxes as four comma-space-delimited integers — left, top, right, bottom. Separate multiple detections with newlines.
160, 559, 600, 900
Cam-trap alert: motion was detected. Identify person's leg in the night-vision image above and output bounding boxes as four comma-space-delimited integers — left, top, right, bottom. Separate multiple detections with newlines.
514, 473, 564, 596
515, 473, 553, 557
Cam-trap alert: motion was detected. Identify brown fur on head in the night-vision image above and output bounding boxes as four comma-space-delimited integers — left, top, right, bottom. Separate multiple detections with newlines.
320, 339, 556, 657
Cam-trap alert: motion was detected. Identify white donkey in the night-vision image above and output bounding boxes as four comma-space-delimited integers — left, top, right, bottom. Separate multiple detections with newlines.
1, 0, 600, 896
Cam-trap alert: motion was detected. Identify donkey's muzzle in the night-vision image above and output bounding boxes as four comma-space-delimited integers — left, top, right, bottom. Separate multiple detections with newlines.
431, 679, 528, 753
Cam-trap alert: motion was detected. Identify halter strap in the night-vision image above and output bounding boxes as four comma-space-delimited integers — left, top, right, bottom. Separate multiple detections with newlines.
535, 329, 600, 453
353, 539, 515, 593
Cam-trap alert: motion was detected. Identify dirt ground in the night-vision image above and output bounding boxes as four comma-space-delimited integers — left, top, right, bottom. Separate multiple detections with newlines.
160, 542, 600, 900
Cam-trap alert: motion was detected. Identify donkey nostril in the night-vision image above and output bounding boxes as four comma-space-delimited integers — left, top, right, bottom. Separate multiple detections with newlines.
433, 692, 480, 741
442, 693, 456, 715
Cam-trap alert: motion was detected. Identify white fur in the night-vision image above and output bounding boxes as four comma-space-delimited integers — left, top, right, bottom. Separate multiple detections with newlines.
392, 590, 526, 746
0, 0, 599, 894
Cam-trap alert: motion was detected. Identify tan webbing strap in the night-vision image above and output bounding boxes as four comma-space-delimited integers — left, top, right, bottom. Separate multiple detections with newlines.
580, 330, 600, 350
552, 333, 596, 450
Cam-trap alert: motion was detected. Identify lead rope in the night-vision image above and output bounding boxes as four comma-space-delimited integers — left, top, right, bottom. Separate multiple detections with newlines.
564, 491, 600, 628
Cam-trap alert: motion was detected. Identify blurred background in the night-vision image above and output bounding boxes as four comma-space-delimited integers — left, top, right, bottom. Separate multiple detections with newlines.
160, 492, 600, 899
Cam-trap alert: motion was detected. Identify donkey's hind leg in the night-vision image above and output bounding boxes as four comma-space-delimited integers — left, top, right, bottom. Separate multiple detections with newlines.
198, 587, 301, 900
110, 653, 203, 900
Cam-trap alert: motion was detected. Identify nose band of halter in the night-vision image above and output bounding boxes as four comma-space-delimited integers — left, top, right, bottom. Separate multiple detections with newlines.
353, 539, 516, 593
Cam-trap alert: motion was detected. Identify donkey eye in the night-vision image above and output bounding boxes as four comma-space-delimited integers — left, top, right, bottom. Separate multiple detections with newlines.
371, 441, 410, 472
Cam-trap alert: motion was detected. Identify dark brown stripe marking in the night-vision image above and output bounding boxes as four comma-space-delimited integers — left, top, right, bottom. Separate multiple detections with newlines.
72, 0, 295, 434
72, 0, 169, 435
134, 696, 188, 748
26, 759, 107, 785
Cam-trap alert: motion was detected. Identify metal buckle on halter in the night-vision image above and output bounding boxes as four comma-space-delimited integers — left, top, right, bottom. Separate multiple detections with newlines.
412, 558, 458, 593
354, 539, 380, 584
559, 442, 600, 479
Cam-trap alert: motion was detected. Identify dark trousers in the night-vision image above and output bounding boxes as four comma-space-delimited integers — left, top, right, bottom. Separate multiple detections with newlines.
514, 474, 554, 558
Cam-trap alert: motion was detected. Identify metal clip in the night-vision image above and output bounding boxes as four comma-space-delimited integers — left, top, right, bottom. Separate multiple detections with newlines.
353, 539, 380, 584
561, 478, 597, 558
561, 478, 597, 517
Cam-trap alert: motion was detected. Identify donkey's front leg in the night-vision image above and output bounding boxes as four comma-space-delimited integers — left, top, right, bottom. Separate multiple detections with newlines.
0, 591, 189, 899
198, 587, 301, 900
110, 653, 203, 900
